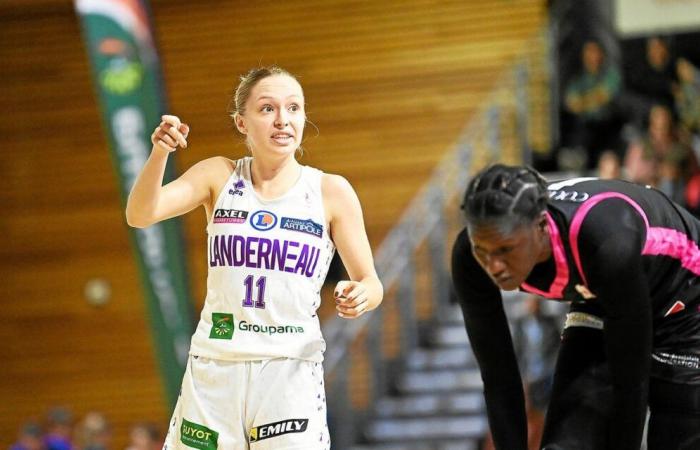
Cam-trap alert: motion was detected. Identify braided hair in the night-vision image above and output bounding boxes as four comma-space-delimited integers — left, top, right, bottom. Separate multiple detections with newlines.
462, 164, 549, 234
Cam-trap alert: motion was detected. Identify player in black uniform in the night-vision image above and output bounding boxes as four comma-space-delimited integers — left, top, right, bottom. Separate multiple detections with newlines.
451, 164, 700, 450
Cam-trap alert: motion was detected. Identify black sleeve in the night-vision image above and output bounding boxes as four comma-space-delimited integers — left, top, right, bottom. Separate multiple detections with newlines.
577, 199, 652, 450
451, 229, 528, 450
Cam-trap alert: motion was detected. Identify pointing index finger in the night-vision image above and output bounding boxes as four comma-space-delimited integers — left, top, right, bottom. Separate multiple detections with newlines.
161, 115, 182, 129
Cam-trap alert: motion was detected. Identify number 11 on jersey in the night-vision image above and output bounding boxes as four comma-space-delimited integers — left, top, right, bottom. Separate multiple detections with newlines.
243, 275, 266, 308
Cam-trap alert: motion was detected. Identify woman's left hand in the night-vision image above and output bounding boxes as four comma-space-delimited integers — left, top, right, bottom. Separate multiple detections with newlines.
334, 280, 369, 319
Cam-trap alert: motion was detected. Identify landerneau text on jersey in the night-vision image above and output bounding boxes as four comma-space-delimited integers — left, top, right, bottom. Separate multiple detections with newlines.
208, 235, 321, 278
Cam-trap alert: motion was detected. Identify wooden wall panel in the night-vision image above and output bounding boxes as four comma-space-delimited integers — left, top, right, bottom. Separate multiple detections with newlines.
0, 0, 545, 447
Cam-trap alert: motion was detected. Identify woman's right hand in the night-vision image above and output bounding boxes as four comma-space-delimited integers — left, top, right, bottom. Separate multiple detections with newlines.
151, 115, 190, 152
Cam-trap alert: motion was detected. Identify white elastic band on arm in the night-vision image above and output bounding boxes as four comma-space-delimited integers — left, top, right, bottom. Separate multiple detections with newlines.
564, 312, 604, 330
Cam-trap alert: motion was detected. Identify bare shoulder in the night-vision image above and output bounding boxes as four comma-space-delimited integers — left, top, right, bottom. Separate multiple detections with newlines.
180, 156, 236, 211
184, 156, 235, 185
322, 172, 355, 194
204, 156, 236, 196
192, 156, 236, 175
321, 173, 362, 219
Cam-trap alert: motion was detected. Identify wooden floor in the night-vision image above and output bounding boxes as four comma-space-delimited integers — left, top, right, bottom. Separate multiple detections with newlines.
0, 0, 546, 447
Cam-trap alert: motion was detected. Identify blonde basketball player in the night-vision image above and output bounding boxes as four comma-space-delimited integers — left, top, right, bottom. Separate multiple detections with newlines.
126, 66, 383, 450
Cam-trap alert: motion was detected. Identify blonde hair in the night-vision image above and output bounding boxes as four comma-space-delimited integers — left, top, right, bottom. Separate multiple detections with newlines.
229, 66, 299, 119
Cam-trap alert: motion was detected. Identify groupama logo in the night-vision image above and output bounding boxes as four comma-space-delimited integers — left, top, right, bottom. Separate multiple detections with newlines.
209, 313, 234, 340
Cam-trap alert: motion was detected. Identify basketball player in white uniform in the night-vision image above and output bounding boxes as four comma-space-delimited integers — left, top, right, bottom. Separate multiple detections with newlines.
126, 66, 384, 450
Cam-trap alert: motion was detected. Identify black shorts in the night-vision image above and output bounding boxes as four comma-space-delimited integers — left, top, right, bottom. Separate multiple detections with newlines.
541, 304, 700, 449
568, 301, 700, 384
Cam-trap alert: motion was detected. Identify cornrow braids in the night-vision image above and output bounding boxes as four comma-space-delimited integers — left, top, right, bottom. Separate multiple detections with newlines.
462, 164, 549, 234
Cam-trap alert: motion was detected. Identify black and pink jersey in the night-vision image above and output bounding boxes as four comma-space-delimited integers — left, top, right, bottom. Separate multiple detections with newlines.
452, 178, 700, 449
530, 179, 699, 322
537, 178, 700, 381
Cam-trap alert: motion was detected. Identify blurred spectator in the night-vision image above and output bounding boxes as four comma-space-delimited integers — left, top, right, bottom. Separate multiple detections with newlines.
124, 423, 162, 450
10, 422, 46, 450
563, 40, 624, 170
627, 37, 677, 112
675, 58, 700, 134
674, 57, 700, 166
513, 296, 561, 412
74, 412, 111, 450
597, 150, 622, 179
685, 172, 700, 216
44, 407, 73, 450
624, 104, 696, 204
515, 296, 560, 450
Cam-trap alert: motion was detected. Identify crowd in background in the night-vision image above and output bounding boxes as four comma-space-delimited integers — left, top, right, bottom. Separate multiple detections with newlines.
10, 408, 161, 450
560, 36, 700, 217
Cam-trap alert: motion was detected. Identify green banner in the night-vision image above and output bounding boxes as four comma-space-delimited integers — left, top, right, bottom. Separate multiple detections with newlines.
75, 0, 194, 407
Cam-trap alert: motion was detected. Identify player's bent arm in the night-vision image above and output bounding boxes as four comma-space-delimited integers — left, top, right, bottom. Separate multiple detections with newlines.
126, 154, 230, 228
578, 200, 651, 450
451, 230, 528, 450
322, 174, 383, 312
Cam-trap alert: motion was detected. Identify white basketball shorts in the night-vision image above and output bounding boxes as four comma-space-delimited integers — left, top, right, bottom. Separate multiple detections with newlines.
163, 356, 330, 450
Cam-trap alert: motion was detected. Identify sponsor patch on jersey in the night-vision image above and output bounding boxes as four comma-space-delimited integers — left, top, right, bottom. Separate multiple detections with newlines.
180, 418, 219, 450
249, 419, 308, 443
548, 189, 590, 202
652, 352, 700, 370
280, 217, 323, 238
250, 210, 278, 231
212, 209, 248, 224
238, 320, 304, 336
664, 300, 686, 317
209, 313, 234, 340
228, 179, 245, 196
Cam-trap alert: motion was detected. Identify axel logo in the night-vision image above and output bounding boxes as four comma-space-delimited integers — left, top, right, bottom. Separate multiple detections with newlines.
249, 419, 308, 443
250, 210, 278, 231
209, 313, 234, 340
213, 209, 248, 224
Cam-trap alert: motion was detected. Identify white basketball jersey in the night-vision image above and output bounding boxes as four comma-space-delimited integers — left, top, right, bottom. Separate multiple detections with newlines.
188, 157, 335, 363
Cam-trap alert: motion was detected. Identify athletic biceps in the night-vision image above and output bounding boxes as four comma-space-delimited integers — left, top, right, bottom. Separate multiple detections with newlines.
157, 176, 209, 218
